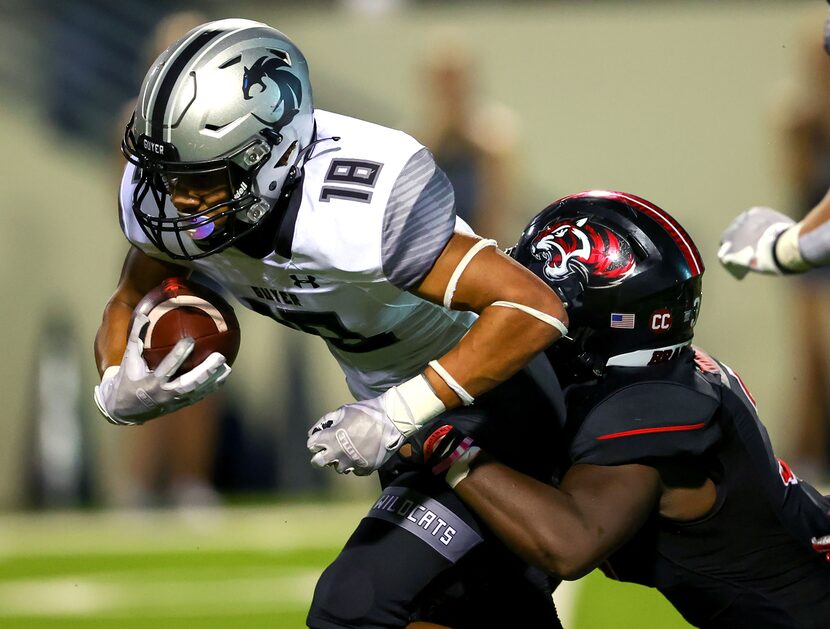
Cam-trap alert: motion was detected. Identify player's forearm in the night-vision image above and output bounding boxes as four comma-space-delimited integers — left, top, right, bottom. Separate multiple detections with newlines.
94, 298, 135, 375
95, 247, 187, 375
424, 303, 563, 408
412, 233, 567, 407
454, 459, 600, 579
454, 459, 660, 580
795, 189, 830, 267
801, 188, 830, 235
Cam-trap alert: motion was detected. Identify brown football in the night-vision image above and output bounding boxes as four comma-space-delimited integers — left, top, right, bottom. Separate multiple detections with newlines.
134, 277, 240, 374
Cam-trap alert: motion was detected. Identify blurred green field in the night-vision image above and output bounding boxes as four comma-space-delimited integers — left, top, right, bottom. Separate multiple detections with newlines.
0, 503, 690, 628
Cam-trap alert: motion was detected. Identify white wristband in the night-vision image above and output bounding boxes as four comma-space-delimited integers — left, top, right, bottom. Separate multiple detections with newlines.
774, 223, 810, 272
387, 374, 446, 437
445, 445, 482, 489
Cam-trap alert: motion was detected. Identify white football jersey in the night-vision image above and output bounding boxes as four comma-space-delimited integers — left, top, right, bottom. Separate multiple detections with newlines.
120, 109, 477, 399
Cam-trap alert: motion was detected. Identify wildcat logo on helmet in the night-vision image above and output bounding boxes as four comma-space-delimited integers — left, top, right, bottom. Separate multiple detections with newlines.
242, 51, 303, 130
530, 217, 636, 286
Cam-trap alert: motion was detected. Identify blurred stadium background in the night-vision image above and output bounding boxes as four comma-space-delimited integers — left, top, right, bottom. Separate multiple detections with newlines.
0, 0, 826, 626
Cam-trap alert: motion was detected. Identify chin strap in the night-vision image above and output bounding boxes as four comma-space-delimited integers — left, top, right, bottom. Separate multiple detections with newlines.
297, 134, 341, 164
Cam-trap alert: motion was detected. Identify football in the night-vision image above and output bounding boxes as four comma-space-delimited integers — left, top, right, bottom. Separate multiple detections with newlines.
134, 277, 241, 374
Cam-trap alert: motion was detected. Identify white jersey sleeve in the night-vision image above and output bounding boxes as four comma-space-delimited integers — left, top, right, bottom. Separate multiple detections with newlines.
380, 147, 456, 290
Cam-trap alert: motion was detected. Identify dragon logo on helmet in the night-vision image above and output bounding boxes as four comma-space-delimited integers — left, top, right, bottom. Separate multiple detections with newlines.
531, 217, 636, 287
242, 50, 303, 130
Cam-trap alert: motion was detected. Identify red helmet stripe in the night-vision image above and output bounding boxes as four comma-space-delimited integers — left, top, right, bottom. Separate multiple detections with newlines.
567, 190, 704, 277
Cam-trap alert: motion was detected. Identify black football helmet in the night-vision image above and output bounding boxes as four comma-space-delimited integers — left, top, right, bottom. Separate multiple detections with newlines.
512, 190, 704, 380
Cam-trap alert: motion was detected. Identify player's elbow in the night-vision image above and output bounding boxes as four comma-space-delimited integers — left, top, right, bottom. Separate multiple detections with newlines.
549, 555, 598, 581
529, 531, 602, 581
530, 283, 568, 329
500, 281, 569, 343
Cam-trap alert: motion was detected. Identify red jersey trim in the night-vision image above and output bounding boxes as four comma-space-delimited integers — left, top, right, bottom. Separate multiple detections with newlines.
596, 422, 707, 441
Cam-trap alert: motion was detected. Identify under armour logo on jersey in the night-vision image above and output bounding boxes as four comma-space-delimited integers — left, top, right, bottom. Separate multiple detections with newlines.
290, 274, 320, 288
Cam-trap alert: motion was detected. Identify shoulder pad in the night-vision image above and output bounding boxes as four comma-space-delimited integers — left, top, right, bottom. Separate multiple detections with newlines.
570, 379, 721, 466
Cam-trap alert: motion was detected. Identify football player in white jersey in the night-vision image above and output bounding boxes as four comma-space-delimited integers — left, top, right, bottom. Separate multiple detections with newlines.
94, 19, 569, 628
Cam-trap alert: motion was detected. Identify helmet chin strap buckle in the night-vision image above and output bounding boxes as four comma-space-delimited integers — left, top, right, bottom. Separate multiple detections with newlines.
242, 200, 270, 224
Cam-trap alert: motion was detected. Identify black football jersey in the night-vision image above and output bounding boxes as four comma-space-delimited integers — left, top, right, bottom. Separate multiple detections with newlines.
561, 347, 830, 628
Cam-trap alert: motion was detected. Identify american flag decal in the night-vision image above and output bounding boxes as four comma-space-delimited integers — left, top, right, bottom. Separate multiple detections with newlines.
610, 313, 635, 329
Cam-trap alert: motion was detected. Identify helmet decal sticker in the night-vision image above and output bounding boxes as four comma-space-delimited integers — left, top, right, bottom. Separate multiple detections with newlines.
610, 313, 636, 329
531, 217, 636, 286
650, 308, 673, 333
242, 50, 303, 130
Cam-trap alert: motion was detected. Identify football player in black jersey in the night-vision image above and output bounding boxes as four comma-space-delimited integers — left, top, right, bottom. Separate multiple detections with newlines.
418, 191, 830, 628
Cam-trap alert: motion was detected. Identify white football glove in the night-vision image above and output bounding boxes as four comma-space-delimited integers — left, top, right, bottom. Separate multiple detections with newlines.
307, 375, 446, 476
93, 312, 231, 426
718, 207, 806, 279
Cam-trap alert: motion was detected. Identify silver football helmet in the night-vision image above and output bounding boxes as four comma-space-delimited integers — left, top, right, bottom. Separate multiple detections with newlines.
122, 18, 314, 259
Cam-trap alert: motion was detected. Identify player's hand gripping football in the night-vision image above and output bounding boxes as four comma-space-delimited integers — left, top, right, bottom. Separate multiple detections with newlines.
307, 377, 446, 476
93, 313, 231, 426
718, 207, 796, 278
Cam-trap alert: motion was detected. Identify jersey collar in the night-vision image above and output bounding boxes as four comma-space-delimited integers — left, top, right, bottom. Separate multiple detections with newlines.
605, 342, 691, 368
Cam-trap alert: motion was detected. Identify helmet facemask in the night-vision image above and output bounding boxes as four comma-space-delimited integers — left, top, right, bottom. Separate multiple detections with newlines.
123, 122, 292, 259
